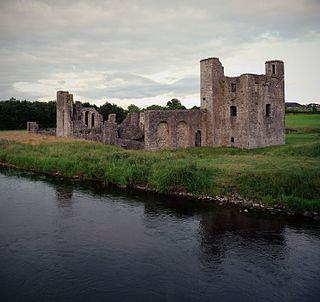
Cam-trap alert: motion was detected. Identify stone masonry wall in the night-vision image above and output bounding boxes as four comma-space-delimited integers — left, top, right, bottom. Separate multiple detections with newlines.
118, 112, 144, 141
56, 91, 74, 137
200, 58, 285, 149
27, 122, 39, 133
247, 61, 285, 148
144, 109, 207, 151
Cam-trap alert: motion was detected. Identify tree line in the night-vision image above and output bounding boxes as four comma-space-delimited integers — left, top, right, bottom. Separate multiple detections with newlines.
0, 98, 56, 130
0, 97, 194, 130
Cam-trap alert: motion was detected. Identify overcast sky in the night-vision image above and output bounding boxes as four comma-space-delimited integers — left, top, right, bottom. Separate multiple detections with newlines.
0, 0, 319, 108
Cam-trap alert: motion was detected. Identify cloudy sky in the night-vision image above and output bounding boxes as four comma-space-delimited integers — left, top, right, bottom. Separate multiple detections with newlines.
0, 0, 319, 108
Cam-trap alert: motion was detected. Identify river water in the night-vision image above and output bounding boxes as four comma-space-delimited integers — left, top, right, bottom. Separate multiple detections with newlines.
0, 167, 319, 302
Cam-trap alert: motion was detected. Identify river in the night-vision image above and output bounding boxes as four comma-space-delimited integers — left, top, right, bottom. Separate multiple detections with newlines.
0, 167, 319, 302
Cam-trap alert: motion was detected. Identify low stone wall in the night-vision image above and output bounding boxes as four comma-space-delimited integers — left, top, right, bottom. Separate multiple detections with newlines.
72, 127, 103, 142
118, 112, 144, 140
144, 109, 207, 150
27, 122, 39, 133
117, 138, 144, 150
38, 128, 56, 136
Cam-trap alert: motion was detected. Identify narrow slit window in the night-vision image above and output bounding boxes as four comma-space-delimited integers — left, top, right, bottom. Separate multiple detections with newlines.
85, 111, 89, 126
266, 104, 271, 117
231, 83, 236, 92
91, 113, 95, 127
272, 64, 276, 74
230, 106, 237, 117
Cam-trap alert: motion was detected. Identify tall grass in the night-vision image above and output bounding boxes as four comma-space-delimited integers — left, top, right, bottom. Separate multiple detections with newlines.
0, 114, 320, 212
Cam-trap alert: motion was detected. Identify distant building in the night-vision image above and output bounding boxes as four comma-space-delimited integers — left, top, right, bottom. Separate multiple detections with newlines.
285, 102, 305, 110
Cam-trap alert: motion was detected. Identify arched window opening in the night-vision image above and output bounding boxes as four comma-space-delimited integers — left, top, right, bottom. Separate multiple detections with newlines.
176, 121, 188, 148
157, 122, 170, 148
195, 130, 201, 147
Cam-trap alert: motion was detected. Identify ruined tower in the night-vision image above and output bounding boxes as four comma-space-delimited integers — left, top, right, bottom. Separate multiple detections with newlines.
200, 58, 285, 148
200, 58, 225, 147
56, 91, 74, 137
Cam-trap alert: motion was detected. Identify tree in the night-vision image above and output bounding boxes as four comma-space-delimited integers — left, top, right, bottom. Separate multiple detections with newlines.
166, 98, 186, 110
127, 104, 141, 112
99, 102, 127, 123
145, 104, 166, 111
82, 102, 99, 111
0, 99, 56, 130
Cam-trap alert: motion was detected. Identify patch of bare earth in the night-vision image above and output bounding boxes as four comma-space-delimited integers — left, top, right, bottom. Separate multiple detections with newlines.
0, 131, 93, 145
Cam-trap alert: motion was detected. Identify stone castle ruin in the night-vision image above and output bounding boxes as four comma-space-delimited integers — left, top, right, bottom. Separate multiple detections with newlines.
28, 57, 285, 150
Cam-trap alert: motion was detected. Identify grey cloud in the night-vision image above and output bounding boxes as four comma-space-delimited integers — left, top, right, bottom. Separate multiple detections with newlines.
80, 73, 198, 99
0, 0, 319, 102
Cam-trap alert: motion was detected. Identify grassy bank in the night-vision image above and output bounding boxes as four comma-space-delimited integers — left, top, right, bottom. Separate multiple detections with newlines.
0, 114, 319, 213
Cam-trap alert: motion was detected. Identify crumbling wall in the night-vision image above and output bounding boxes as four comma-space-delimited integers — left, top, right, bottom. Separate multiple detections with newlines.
27, 122, 39, 133
102, 114, 118, 145
27, 122, 55, 135
117, 112, 144, 140
144, 109, 207, 151
101, 113, 144, 149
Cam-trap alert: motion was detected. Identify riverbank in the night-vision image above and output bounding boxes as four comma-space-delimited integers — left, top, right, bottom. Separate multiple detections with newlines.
0, 114, 319, 214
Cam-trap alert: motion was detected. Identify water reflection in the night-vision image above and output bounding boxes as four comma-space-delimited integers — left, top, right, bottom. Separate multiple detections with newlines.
1, 167, 320, 302
199, 209, 286, 267
55, 185, 74, 202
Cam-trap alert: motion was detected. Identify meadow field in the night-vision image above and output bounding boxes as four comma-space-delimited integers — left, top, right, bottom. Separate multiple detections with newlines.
1, 114, 319, 212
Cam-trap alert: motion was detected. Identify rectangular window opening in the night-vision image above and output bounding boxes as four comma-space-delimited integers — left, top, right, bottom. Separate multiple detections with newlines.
230, 106, 237, 117
231, 137, 235, 143
272, 64, 276, 74
231, 83, 236, 92
266, 104, 271, 117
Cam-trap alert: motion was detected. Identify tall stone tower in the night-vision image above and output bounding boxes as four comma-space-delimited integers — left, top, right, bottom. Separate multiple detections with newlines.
200, 58, 225, 146
200, 58, 285, 148
56, 91, 74, 137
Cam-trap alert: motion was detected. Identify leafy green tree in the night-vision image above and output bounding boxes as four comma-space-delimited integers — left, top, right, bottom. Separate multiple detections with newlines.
82, 102, 92, 107
127, 104, 141, 112
0, 99, 56, 130
166, 98, 186, 110
99, 102, 127, 123
145, 104, 166, 111
82, 102, 99, 111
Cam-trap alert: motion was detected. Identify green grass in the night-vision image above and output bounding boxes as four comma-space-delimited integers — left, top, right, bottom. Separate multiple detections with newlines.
286, 113, 320, 132
0, 114, 320, 213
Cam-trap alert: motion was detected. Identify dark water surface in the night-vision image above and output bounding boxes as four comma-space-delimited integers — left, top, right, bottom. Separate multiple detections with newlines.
0, 168, 320, 302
